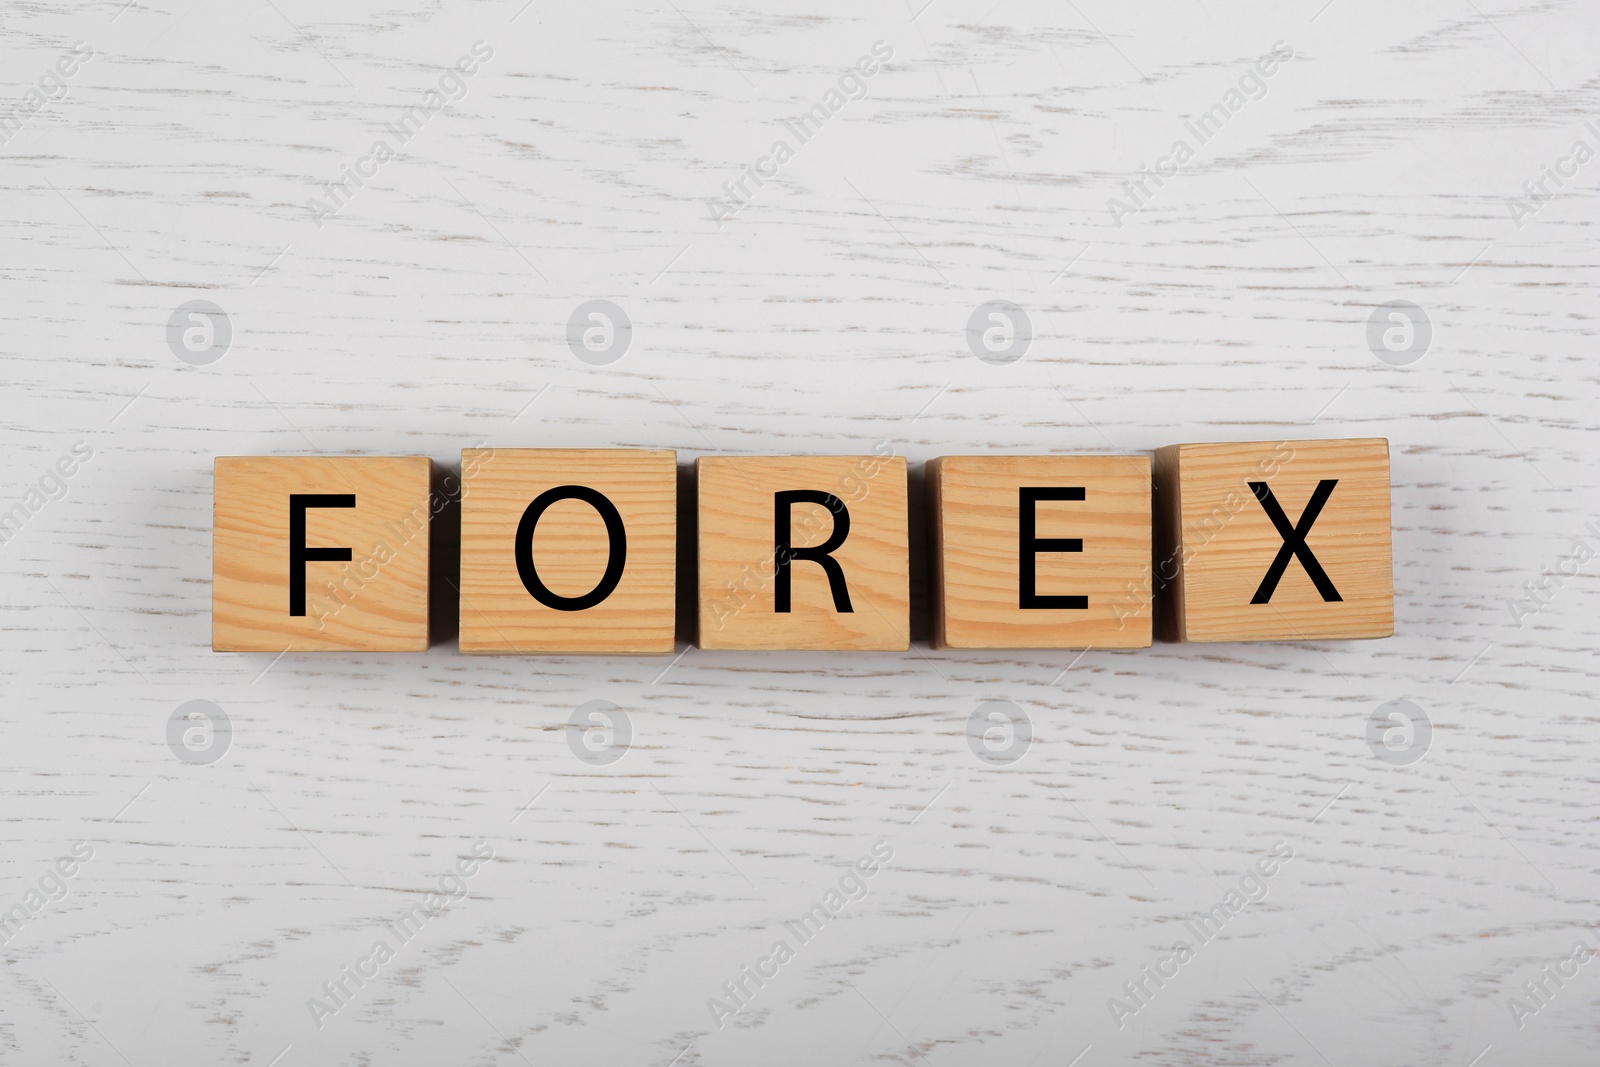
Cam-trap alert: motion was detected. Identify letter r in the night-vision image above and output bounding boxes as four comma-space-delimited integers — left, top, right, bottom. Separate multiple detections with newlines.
774, 491, 852, 613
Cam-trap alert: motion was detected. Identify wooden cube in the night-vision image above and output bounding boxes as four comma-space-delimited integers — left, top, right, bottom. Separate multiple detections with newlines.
697, 455, 909, 650
212, 456, 432, 652
930, 454, 1152, 649
458, 448, 676, 654
1153, 438, 1393, 642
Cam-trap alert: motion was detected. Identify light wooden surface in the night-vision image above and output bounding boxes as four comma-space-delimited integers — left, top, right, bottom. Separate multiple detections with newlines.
930, 454, 1152, 649
459, 447, 677, 654
3, 1, 1599, 1065
697, 455, 909, 650
1154, 438, 1393, 643
212, 455, 432, 651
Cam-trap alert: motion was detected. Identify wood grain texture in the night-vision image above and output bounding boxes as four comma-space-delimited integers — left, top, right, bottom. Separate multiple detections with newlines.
930, 453, 1152, 649
212, 455, 431, 651
696, 455, 909, 650
1155, 438, 1393, 643
3, 0, 1599, 1064
458, 447, 676, 654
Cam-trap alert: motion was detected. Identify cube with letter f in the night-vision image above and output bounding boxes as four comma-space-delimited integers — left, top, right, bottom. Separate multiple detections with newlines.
212, 456, 432, 651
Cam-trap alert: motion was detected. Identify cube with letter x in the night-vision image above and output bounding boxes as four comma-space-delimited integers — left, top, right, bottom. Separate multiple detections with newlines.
212, 456, 432, 651
1152, 438, 1393, 642
929, 454, 1153, 649
697, 455, 909, 650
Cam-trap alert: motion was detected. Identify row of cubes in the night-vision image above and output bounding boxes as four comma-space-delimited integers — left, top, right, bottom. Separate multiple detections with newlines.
211, 438, 1393, 653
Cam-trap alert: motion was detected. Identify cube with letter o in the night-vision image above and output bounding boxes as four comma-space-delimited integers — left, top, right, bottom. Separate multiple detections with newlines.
458, 448, 677, 654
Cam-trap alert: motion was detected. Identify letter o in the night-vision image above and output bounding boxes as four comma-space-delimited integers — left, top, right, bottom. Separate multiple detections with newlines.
514, 485, 626, 611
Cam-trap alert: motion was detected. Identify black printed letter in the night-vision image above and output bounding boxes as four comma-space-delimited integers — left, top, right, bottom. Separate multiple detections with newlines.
515, 486, 627, 611
1019, 487, 1087, 609
1248, 480, 1341, 604
774, 490, 852, 613
289, 494, 355, 616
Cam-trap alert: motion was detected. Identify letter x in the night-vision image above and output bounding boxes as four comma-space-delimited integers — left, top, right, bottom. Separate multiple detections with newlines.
1247, 480, 1342, 604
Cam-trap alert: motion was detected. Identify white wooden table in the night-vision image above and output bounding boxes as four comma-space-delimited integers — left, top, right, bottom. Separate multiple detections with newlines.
4, 1, 1597, 1064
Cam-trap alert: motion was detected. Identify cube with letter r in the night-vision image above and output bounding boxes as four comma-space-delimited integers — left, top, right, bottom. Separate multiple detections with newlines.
696, 455, 909, 650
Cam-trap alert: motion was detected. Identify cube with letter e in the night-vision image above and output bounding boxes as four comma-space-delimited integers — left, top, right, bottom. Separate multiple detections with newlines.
697, 455, 909, 650
1153, 438, 1393, 642
212, 456, 432, 651
930, 454, 1153, 649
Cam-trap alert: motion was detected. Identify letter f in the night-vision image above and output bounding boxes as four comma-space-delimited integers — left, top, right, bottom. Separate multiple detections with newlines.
289, 494, 355, 615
